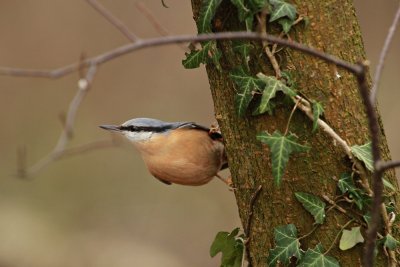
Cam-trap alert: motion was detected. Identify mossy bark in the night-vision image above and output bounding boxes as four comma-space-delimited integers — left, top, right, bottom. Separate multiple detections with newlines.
190, 0, 399, 266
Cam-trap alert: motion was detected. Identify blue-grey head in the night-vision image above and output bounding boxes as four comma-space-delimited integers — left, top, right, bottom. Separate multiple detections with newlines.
100, 117, 210, 142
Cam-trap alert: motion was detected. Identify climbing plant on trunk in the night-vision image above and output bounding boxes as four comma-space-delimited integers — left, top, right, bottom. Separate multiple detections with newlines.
186, 0, 400, 266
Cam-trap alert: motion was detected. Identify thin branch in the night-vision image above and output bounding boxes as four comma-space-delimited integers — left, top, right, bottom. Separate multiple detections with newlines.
370, 3, 400, 102
376, 159, 400, 172
22, 64, 97, 177
135, 2, 187, 51
0, 32, 363, 79
86, 0, 138, 42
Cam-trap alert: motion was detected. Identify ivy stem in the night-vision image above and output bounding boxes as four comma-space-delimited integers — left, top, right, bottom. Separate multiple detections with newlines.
298, 225, 319, 241
284, 99, 301, 135
256, 11, 281, 79
324, 219, 355, 255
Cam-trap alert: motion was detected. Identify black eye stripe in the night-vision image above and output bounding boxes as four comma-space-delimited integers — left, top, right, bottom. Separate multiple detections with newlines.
120, 125, 169, 133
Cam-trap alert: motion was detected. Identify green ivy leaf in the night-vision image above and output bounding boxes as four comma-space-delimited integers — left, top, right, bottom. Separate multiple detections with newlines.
182, 43, 211, 69
382, 234, 400, 250
298, 244, 340, 267
248, 0, 268, 12
295, 192, 326, 224
230, 0, 250, 21
383, 178, 396, 191
267, 224, 302, 267
232, 41, 253, 69
197, 0, 222, 33
351, 142, 373, 171
253, 73, 296, 115
339, 226, 364, 250
257, 131, 309, 186
182, 41, 221, 70
230, 67, 264, 117
337, 173, 364, 210
210, 228, 244, 267
278, 18, 293, 33
363, 213, 371, 227
312, 102, 324, 132
269, 0, 297, 22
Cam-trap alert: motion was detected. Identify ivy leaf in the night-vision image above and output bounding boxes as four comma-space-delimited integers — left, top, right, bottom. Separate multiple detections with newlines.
267, 224, 302, 267
230, 67, 264, 117
210, 228, 244, 267
339, 226, 364, 250
383, 178, 396, 191
363, 213, 371, 227
248, 0, 267, 12
197, 0, 222, 33
269, 0, 297, 22
232, 41, 253, 69
182, 43, 211, 69
230, 0, 250, 21
337, 173, 364, 210
351, 142, 373, 171
182, 41, 221, 70
298, 244, 340, 267
278, 18, 293, 33
312, 102, 324, 132
257, 131, 310, 186
382, 234, 400, 250
253, 73, 296, 115
295, 192, 326, 224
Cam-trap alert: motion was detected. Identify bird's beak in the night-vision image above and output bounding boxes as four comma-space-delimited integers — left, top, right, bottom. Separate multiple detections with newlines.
99, 125, 121, 132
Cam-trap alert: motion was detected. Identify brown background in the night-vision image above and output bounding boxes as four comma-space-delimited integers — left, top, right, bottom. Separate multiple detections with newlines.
0, 1, 399, 266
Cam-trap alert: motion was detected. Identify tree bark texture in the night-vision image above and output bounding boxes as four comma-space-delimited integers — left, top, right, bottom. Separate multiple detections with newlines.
190, 0, 399, 266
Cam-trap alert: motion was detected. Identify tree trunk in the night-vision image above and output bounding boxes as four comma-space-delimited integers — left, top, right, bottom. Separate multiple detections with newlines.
190, 0, 399, 266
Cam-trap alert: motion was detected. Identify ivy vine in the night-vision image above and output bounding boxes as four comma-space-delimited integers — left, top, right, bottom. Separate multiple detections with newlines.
183, 0, 399, 266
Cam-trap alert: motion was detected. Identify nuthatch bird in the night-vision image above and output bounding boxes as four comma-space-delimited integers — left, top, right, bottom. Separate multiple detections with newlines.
100, 118, 229, 186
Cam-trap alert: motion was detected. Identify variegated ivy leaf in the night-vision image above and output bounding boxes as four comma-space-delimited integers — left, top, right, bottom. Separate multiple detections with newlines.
351, 142, 373, 171
337, 173, 365, 210
257, 130, 309, 186
197, 0, 222, 33
295, 192, 326, 224
298, 244, 339, 267
269, 0, 297, 22
230, 0, 250, 21
267, 224, 302, 267
339, 226, 364, 250
312, 101, 324, 132
278, 18, 293, 33
182, 41, 221, 70
232, 41, 253, 69
253, 73, 296, 115
230, 67, 264, 117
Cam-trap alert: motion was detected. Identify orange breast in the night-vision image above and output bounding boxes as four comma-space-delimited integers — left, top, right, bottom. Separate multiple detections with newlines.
134, 129, 225, 186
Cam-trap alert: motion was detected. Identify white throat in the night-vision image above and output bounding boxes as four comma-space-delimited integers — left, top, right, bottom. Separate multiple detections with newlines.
123, 131, 154, 142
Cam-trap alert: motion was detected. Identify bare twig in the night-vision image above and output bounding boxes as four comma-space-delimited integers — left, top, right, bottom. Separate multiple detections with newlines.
86, 0, 138, 42
370, 3, 400, 102
376, 159, 400, 172
0, 32, 363, 79
22, 64, 98, 177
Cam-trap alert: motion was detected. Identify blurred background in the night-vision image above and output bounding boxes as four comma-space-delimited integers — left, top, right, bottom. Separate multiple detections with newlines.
0, 1, 399, 266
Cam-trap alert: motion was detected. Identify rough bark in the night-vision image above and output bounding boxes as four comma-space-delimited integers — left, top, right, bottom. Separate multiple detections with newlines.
190, 0, 399, 266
